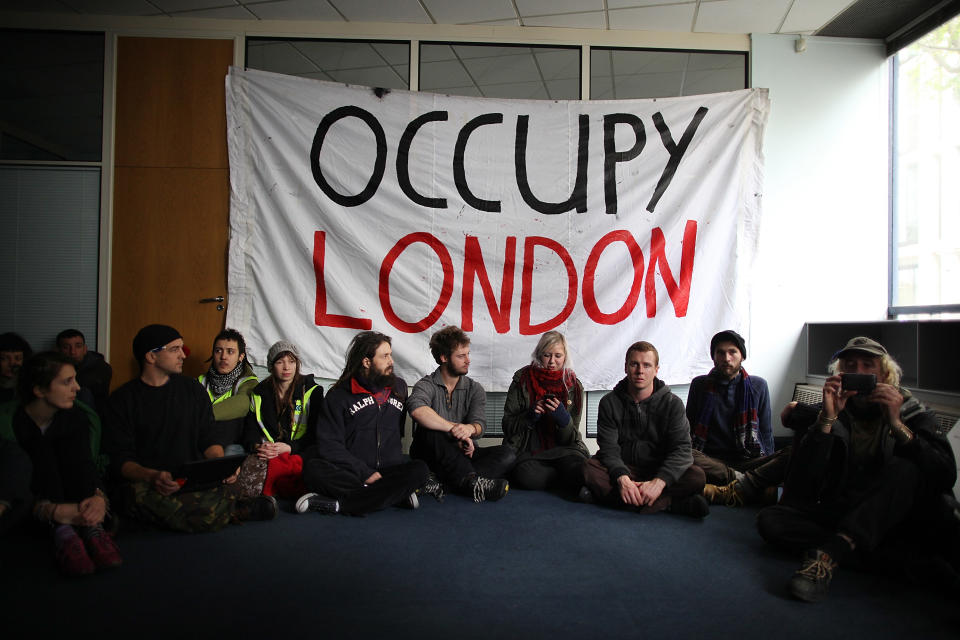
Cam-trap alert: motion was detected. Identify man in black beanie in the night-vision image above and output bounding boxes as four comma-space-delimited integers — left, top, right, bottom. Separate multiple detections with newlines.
102, 324, 276, 532
685, 329, 788, 506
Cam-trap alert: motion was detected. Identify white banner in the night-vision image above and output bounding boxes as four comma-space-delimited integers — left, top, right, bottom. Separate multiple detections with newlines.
226, 68, 768, 391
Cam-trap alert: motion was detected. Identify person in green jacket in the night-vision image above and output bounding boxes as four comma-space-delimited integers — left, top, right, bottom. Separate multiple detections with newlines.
198, 328, 258, 457
502, 331, 589, 495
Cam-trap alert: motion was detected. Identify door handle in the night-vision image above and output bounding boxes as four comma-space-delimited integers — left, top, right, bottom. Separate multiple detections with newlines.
200, 296, 224, 303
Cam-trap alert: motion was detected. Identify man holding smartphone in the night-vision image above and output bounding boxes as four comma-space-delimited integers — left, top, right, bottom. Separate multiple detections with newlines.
757, 336, 956, 602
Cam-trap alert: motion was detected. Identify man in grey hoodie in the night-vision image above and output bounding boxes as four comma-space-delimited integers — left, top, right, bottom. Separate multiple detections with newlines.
582, 341, 708, 518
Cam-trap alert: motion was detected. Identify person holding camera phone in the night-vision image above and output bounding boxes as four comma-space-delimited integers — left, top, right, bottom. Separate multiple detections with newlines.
757, 336, 956, 603
502, 331, 589, 495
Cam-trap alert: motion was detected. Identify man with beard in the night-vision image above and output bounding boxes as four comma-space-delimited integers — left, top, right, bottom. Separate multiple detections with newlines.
757, 337, 956, 602
408, 326, 516, 502
197, 328, 257, 457
686, 330, 787, 506
298, 331, 438, 516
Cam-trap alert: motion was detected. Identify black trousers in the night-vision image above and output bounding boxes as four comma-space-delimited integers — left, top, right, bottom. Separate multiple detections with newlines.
582, 457, 705, 513
757, 456, 924, 555
512, 454, 586, 492
0, 439, 33, 534
303, 458, 430, 516
409, 428, 516, 487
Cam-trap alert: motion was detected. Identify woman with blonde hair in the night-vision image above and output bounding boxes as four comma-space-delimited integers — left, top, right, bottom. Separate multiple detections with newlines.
502, 331, 588, 493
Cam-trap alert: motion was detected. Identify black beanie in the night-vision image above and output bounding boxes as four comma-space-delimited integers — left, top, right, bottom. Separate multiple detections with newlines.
133, 324, 182, 361
710, 330, 746, 360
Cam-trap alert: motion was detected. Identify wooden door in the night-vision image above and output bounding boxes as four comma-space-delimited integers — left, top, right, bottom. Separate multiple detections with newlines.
110, 37, 234, 386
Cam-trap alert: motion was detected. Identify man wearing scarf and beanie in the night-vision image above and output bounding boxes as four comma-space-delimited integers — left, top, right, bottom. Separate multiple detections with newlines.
103, 324, 277, 532
198, 328, 257, 457
686, 330, 788, 506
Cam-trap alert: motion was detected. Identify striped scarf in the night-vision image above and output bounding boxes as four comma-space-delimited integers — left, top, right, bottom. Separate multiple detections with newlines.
691, 368, 762, 457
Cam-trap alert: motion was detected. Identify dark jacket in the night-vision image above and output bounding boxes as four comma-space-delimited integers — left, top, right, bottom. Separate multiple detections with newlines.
595, 377, 693, 486
242, 374, 322, 456
782, 392, 955, 507
501, 366, 588, 459
76, 351, 113, 413
316, 377, 408, 483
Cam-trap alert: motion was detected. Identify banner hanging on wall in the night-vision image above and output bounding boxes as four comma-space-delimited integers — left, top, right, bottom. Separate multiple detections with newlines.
225, 67, 768, 391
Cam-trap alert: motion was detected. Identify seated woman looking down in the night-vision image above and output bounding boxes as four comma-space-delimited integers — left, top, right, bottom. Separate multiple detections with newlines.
4, 352, 120, 576
502, 332, 588, 494
242, 341, 322, 498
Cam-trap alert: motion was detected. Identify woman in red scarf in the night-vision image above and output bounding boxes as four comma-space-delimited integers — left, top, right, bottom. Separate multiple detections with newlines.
502, 331, 588, 493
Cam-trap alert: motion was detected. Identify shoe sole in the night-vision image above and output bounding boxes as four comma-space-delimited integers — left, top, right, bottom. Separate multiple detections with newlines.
295, 493, 317, 514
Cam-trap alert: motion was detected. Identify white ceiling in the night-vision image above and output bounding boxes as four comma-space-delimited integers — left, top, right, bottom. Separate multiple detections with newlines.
0, 0, 857, 36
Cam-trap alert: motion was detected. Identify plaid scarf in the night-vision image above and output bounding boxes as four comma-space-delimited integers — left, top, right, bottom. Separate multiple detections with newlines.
691, 367, 762, 457
204, 360, 246, 397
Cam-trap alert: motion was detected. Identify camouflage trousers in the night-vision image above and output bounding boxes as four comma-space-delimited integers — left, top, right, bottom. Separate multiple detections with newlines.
124, 481, 236, 533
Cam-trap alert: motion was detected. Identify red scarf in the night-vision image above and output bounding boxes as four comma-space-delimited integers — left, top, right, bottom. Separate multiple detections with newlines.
521, 365, 581, 454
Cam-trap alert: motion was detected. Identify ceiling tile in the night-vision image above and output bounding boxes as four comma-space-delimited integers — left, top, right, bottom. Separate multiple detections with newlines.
420, 59, 475, 90
47, 0, 159, 15
173, 5, 256, 19
422, 0, 516, 25
695, 0, 792, 34
463, 18, 521, 25
246, 41, 322, 75
609, 4, 697, 32
0, 0, 77, 11
681, 66, 746, 93
516, 0, 604, 16
533, 49, 581, 80
294, 40, 389, 70
371, 42, 410, 65
419, 44, 458, 63
544, 77, 580, 99
780, 0, 853, 34
329, 0, 431, 24
523, 12, 607, 29
329, 65, 408, 89
246, 0, 344, 21
606, 0, 696, 8
463, 52, 541, 85
151, 0, 230, 12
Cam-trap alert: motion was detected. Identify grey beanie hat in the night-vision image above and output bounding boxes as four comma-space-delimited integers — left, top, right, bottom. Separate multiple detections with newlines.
267, 340, 300, 369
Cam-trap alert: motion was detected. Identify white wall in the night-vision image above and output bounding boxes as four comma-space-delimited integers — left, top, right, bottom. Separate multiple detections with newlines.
748, 34, 890, 432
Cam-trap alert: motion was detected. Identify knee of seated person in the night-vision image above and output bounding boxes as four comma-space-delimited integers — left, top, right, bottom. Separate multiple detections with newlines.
755, 506, 786, 544
513, 461, 549, 490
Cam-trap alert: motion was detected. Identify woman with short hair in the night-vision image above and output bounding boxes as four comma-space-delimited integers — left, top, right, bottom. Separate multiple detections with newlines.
502, 331, 588, 493
1, 351, 120, 575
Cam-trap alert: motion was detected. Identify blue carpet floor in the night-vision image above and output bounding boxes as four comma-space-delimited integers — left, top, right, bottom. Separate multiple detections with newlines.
2, 489, 957, 638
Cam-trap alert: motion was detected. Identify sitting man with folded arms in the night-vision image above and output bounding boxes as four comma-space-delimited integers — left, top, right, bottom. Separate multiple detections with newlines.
103, 324, 276, 532
582, 341, 708, 518
408, 326, 516, 503
757, 337, 956, 602
297, 331, 439, 516
686, 330, 788, 506
198, 328, 257, 457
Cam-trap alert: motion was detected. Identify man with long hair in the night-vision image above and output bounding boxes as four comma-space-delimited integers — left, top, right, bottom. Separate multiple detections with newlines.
298, 331, 439, 515
759, 337, 956, 602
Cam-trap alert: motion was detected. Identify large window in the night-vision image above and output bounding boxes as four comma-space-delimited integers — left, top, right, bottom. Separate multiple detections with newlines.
0, 30, 103, 352
891, 14, 960, 314
246, 38, 410, 89
590, 48, 747, 99
419, 43, 580, 100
